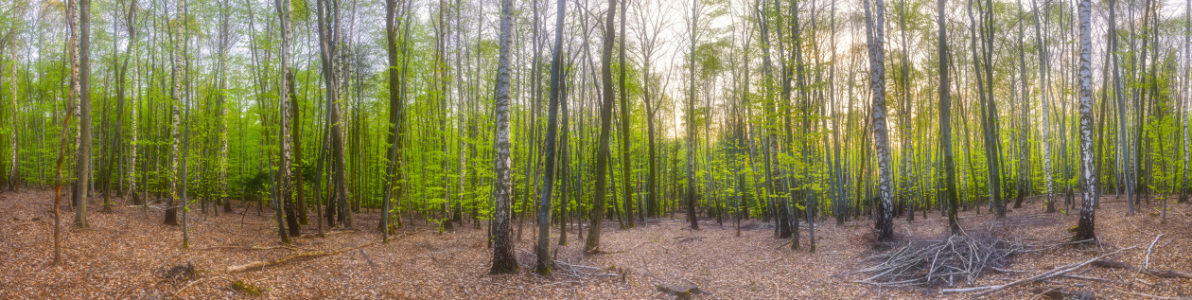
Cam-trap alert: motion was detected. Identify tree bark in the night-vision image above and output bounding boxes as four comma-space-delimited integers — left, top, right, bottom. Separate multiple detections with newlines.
862, 0, 894, 241
536, 0, 567, 275
584, 0, 618, 253
72, 0, 92, 228
490, 0, 518, 273
1074, 0, 1097, 242
618, 0, 633, 229
937, 0, 961, 235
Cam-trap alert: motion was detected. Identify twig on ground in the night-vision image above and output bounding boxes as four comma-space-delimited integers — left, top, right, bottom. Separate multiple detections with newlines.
224, 241, 378, 272
1120, 291, 1192, 300
1062, 274, 1124, 284
1134, 233, 1164, 281
358, 249, 377, 267
940, 245, 1137, 297
193, 244, 309, 252
172, 276, 227, 298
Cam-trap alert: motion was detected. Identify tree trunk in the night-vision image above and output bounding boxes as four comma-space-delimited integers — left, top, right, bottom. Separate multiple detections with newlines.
490, 0, 518, 273
584, 0, 618, 253
536, 0, 567, 275
618, 0, 633, 229
937, 0, 961, 235
685, 0, 699, 231
273, 0, 293, 243
862, 0, 894, 241
163, 0, 182, 228
1074, 0, 1097, 241
73, 0, 92, 228
1032, 0, 1056, 213
1182, 0, 1190, 204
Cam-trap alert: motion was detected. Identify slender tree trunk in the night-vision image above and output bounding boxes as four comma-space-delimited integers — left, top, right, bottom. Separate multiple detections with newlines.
1014, 0, 1029, 209
584, 0, 618, 253
315, 0, 351, 228
55, 0, 83, 265
1181, 0, 1190, 204
273, 0, 293, 243
1032, 0, 1055, 212
685, 0, 700, 231
938, 0, 960, 234
163, 0, 183, 228
72, 0, 92, 228
618, 0, 633, 229
217, 0, 230, 213
536, 0, 567, 275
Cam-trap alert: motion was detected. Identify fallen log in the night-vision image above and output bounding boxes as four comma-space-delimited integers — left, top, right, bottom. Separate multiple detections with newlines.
225, 241, 378, 273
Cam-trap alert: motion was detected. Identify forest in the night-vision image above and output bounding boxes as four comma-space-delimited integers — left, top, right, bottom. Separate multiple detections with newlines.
0, 0, 1191, 298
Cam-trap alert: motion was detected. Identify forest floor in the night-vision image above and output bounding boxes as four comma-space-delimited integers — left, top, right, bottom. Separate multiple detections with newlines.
1, 190, 1190, 299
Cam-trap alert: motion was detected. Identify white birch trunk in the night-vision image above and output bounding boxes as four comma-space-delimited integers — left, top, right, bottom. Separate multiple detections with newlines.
863, 0, 895, 241
1075, 0, 1097, 241
489, 0, 518, 273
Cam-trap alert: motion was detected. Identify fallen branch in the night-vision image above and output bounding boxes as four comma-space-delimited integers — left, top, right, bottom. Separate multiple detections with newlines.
1061, 274, 1123, 284
194, 244, 309, 252
172, 276, 227, 298
1135, 234, 1165, 280
296, 229, 359, 239
1091, 259, 1192, 279
605, 241, 649, 254
941, 246, 1137, 296
1121, 291, 1192, 300
225, 241, 378, 273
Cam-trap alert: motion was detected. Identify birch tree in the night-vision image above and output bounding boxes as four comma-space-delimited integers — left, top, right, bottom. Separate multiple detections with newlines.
490, 0, 518, 273
1073, 0, 1097, 242
863, 0, 894, 241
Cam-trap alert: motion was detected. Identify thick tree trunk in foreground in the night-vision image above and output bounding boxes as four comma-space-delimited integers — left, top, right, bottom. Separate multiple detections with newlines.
1074, 0, 1097, 242
164, 0, 182, 228
863, 0, 894, 241
490, 0, 518, 274
73, 0, 92, 228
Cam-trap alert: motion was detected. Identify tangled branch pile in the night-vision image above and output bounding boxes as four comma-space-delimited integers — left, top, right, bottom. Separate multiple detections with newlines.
853, 233, 1019, 287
